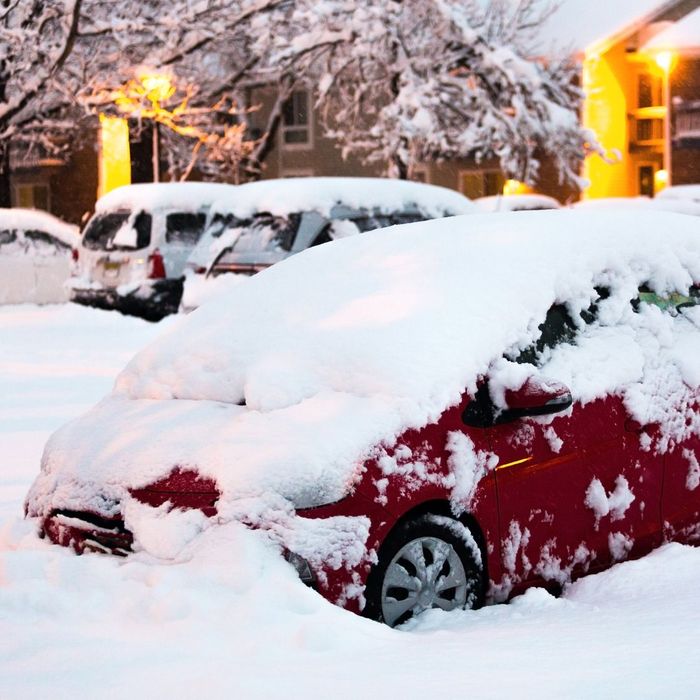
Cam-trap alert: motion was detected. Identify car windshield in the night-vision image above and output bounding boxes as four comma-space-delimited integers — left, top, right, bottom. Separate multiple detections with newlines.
218, 212, 301, 254
82, 210, 152, 251
348, 211, 426, 232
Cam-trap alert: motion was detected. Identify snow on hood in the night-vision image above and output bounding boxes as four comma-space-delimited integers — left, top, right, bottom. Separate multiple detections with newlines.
26, 210, 700, 530
95, 183, 238, 214
206, 177, 475, 220
0, 207, 79, 247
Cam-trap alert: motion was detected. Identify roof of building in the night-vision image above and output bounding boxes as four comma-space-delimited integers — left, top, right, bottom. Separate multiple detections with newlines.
538, 0, 700, 56
643, 6, 700, 51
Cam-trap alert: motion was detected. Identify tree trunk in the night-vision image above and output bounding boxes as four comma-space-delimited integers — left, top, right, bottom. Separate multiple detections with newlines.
0, 144, 11, 207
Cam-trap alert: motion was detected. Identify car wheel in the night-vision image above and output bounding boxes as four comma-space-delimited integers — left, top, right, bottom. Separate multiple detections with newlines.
364, 514, 485, 627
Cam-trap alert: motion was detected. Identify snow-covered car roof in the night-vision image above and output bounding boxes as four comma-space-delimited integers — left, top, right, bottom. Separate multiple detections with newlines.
573, 196, 700, 217
27, 210, 700, 525
95, 182, 238, 215
0, 208, 79, 248
207, 177, 475, 220
474, 194, 561, 213
656, 185, 700, 204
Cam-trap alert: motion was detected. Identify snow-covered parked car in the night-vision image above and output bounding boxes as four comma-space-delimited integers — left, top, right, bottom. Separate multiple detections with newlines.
474, 194, 561, 212
0, 208, 79, 305
26, 209, 700, 626
70, 182, 237, 321
656, 184, 700, 205
573, 195, 700, 217
181, 177, 474, 310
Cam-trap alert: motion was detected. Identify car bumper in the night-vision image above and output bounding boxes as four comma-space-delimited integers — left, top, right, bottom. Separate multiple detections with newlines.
42, 509, 133, 556
71, 278, 183, 321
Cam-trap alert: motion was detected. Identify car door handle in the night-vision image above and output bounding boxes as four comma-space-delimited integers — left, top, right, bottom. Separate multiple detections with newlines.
624, 419, 653, 434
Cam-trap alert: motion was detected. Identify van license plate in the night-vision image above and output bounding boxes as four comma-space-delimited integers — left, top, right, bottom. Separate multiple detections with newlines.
104, 261, 120, 277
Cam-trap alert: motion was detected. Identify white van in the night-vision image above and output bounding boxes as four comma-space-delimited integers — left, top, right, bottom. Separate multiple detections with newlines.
70, 182, 237, 320
182, 177, 475, 309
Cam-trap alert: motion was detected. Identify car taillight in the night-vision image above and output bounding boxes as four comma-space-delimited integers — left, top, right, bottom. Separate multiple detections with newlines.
148, 249, 166, 279
71, 248, 79, 262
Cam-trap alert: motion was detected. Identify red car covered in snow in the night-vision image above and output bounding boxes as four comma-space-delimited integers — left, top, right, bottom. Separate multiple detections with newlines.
27, 209, 700, 626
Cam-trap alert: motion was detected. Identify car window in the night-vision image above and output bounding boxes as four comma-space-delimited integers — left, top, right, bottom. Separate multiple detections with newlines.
83, 211, 152, 251
165, 212, 207, 246
0, 229, 17, 248
225, 213, 301, 254
633, 285, 700, 314
24, 230, 71, 254
514, 304, 577, 365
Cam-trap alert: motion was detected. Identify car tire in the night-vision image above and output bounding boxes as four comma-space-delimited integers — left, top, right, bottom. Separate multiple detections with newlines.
364, 514, 485, 627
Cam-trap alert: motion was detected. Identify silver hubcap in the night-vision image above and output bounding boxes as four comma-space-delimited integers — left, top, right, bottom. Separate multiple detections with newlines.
381, 536, 468, 626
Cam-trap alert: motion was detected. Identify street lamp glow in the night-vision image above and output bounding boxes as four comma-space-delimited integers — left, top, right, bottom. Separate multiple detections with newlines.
138, 72, 174, 106
654, 50, 677, 74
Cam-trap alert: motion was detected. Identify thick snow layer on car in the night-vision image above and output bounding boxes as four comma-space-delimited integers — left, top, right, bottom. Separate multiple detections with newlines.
657, 185, 700, 204
474, 194, 560, 212
573, 196, 700, 216
0, 207, 78, 247
26, 210, 700, 548
94, 182, 238, 214
206, 177, 475, 219
5, 305, 700, 698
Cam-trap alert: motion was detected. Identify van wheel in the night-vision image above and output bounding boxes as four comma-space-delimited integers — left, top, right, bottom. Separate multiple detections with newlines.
364, 515, 485, 627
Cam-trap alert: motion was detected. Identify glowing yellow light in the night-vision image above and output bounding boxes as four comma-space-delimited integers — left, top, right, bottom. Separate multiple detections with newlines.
503, 179, 530, 196
138, 72, 174, 105
654, 169, 669, 193
98, 114, 131, 197
654, 50, 677, 74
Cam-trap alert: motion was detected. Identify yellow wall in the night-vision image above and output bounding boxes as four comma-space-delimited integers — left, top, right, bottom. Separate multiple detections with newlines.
583, 44, 665, 199
98, 115, 131, 198
583, 44, 632, 198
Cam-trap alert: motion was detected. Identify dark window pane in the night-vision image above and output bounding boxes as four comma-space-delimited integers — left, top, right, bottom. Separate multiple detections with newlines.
24, 229, 70, 253
165, 212, 207, 245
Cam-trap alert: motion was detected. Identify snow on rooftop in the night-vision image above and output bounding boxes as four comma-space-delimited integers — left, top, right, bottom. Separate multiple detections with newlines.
95, 182, 238, 214
537, 0, 668, 55
644, 7, 700, 51
0, 207, 78, 247
27, 210, 700, 529
208, 177, 475, 219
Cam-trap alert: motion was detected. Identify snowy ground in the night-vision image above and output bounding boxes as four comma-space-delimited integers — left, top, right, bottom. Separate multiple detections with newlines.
2, 304, 700, 698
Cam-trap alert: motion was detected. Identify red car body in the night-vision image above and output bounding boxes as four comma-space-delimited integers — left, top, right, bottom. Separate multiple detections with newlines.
40, 366, 700, 616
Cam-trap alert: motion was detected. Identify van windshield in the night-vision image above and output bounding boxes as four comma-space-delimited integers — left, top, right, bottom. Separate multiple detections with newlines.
82, 211, 152, 251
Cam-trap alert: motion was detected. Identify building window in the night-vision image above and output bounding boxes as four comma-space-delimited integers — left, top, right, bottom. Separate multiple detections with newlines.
639, 165, 655, 197
15, 183, 50, 211
638, 74, 662, 109
636, 118, 663, 143
282, 90, 312, 147
459, 170, 504, 199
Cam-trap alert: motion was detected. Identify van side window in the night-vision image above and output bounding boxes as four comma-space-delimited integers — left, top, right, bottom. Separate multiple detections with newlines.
165, 213, 206, 246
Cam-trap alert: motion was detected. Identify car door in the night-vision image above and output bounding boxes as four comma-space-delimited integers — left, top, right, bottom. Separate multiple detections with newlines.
490, 302, 663, 594
648, 289, 700, 543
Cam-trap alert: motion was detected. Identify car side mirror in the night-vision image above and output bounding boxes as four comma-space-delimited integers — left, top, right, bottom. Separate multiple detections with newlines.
502, 376, 572, 420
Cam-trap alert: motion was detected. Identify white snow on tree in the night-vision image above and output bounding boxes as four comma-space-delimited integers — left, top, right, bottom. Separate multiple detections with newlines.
262, 0, 601, 184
